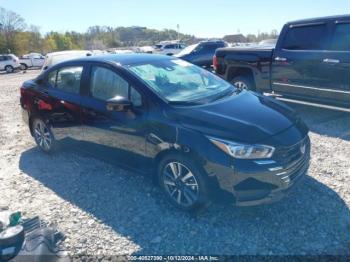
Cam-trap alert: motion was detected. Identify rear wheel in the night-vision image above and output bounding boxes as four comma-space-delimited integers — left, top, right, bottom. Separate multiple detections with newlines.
5, 65, 14, 73
158, 153, 209, 211
232, 76, 255, 91
32, 118, 55, 153
20, 63, 28, 70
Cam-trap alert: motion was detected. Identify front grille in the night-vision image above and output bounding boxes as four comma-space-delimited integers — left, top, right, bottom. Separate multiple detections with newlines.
274, 136, 310, 164
273, 136, 310, 184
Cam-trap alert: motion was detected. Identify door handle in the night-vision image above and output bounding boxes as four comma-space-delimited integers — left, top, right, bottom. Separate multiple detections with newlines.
275, 57, 287, 62
323, 58, 340, 64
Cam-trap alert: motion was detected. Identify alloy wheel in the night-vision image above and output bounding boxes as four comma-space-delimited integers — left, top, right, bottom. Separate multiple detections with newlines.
162, 162, 199, 207
5, 66, 13, 73
234, 81, 248, 90
34, 120, 52, 151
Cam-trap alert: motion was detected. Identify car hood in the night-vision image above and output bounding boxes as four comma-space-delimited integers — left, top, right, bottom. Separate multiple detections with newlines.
167, 91, 305, 144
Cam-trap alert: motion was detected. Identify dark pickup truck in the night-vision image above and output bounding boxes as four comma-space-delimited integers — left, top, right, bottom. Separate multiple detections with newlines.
214, 15, 350, 108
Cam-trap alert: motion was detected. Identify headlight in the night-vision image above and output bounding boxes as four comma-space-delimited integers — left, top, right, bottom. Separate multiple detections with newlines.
208, 137, 275, 159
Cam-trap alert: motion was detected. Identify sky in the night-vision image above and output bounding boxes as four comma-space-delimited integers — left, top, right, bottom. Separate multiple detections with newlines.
1, 0, 349, 38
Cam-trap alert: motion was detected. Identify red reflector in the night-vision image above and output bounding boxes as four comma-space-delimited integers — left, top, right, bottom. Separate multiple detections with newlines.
38, 100, 52, 110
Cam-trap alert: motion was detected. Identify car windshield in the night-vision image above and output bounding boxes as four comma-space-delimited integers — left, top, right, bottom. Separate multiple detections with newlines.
128, 59, 235, 104
176, 44, 198, 56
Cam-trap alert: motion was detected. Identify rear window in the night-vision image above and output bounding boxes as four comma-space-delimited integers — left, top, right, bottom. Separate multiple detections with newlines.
330, 23, 350, 51
282, 24, 328, 50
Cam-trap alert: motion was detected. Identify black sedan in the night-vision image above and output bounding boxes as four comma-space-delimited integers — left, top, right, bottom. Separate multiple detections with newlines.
20, 54, 310, 210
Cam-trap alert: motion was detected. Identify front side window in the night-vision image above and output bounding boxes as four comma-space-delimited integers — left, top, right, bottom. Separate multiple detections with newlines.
128, 59, 234, 104
330, 23, 350, 51
90, 66, 129, 100
282, 24, 328, 50
90, 66, 143, 107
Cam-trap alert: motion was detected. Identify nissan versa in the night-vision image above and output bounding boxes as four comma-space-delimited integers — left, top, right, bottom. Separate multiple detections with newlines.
20, 54, 310, 210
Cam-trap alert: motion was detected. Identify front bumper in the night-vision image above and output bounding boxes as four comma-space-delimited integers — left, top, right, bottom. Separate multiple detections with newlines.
205, 136, 311, 206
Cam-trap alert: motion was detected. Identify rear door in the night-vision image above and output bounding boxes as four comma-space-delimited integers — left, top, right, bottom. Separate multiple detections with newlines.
318, 20, 350, 105
271, 22, 331, 99
43, 64, 85, 141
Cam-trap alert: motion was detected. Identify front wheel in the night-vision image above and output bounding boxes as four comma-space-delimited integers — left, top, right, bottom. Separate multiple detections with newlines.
32, 118, 55, 153
158, 153, 209, 211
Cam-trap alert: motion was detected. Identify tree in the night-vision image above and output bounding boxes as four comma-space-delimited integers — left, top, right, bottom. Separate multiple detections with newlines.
0, 7, 26, 53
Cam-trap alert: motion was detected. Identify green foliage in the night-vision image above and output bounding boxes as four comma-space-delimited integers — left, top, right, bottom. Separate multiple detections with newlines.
0, 6, 278, 56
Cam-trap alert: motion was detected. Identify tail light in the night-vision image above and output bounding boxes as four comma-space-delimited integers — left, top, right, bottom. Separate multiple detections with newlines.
213, 55, 218, 71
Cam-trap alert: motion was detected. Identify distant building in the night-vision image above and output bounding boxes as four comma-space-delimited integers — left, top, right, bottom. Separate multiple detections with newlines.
223, 34, 247, 43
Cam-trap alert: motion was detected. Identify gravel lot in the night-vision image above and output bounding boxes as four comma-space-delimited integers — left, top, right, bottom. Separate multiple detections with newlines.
0, 70, 349, 256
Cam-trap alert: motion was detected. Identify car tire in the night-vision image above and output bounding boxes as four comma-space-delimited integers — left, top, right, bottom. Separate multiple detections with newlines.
5, 65, 14, 73
20, 63, 28, 70
32, 118, 56, 153
232, 76, 255, 91
158, 153, 210, 211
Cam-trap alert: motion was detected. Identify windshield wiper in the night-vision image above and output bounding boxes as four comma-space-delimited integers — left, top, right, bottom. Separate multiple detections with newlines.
168, 100, 204, 106
209, 88, 238, 102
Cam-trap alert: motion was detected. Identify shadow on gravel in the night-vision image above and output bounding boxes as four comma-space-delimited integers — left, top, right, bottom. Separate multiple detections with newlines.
287, 103, 350, 141
19, 146, 350, 255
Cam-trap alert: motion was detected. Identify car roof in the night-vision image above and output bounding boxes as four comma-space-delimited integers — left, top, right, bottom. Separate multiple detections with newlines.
287, 14, 350, 25
69, 53, 174, 66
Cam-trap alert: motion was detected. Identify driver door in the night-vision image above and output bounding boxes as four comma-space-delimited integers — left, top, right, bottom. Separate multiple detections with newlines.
80, 63, 148, 168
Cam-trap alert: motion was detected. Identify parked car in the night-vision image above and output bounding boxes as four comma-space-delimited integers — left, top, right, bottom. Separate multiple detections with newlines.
175, 40, 228, 68
42, 50, 93, 71
214, 15, 350, 108
258, 39, 278, 47
154, 42, 186, 56
20, 54, 310, 210
0, 54, 21, 73
19, 53, 45, 70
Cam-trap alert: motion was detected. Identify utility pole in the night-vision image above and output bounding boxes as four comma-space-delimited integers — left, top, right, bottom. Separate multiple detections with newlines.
177, 24, 180, 41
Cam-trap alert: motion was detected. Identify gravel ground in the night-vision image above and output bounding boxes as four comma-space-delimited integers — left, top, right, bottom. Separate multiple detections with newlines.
0, 70, 349, 256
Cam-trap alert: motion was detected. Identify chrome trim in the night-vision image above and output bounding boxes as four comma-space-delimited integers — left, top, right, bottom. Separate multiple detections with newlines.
323, 58, 340, 64
273, 82, 350, 94
254, 160, 277, 165
269, 167, 284, 171
275, 172, 287, 176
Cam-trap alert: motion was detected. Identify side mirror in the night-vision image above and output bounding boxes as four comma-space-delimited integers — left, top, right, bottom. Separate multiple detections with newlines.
106, 96, 132, 112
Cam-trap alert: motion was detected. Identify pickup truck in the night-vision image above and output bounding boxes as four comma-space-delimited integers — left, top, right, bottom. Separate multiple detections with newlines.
214, 15, 350, 108
19, 53, 45, 70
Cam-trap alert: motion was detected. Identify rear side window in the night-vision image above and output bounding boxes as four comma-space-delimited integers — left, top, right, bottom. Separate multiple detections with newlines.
48, 66, 83, 94
282, 24, 328, 50
330, 23, 350, 51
